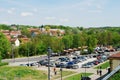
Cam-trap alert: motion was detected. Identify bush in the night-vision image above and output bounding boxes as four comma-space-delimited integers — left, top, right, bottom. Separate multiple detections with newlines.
0, 62, 8, 66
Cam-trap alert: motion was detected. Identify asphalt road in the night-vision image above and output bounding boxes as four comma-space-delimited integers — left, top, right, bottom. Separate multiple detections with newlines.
1, 51, 119, 66
2, 55, 48, 63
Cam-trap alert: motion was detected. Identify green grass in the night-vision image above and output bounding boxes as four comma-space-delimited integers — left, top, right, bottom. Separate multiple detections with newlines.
94, 61, 110, 69
64, 73, 93, 80
62, 71, 76, 77
52, 70, 76, 79
0, 66, 47, 80
108, 71, 120, 80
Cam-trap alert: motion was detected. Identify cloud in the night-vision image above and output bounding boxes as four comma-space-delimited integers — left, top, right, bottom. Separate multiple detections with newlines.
45, 16, 56, 20
70, 0, 104, 11
7, 10, 13, 14
7, 8, 16, 14
21, 12, 33, 17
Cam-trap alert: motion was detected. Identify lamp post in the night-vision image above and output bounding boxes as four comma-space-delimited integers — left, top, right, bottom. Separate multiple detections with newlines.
85, 66, 86, 77
47, 47, 51, 80
27, 42, 30, 66
60, 66, 62, 80
11, 43, 15, 63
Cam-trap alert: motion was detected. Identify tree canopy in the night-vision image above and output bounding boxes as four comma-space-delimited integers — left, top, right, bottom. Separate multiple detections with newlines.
0, 24, 120, 58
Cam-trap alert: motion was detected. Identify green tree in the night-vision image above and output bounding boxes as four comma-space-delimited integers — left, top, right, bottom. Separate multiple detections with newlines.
0, 24, 10, 30
72, 34, 80, 48
62, 35, 73, 49
21, 27, 31, 38
86, 35, 98, 54
0, 32, 11, 58
19, 43, 28, 56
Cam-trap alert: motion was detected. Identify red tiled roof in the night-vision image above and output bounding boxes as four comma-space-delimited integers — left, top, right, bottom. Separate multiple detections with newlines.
109, 52, 120, 59
29, 28, 39, 32
1, 30, 10, 33
10, 31, 21, 35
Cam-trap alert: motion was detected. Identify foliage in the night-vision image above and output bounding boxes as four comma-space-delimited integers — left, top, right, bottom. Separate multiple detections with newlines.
0, 24, 11, 30
62, 35, 73, 49
0, 62, 8, 66
1, 24, 120, 58
21, 27, 31, 38
0, 32, 11, 59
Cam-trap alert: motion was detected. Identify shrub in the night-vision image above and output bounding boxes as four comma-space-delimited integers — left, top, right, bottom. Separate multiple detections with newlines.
0, 62, 8, 66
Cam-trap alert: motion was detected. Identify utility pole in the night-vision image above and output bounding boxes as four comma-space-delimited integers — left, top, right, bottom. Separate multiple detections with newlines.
60, 66, 62, 80
27, 42, 29, 66
48, 47, 51, 80
11, 44, 15, 63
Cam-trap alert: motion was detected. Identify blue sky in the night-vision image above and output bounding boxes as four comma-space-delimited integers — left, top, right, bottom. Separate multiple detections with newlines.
0, 0, 120, 27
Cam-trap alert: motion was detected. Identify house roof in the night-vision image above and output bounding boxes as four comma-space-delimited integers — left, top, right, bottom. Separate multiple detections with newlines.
10, 31, 21, 36
11, 38, 18, 42
109, 52, 120, 59
29, 28, 39, 32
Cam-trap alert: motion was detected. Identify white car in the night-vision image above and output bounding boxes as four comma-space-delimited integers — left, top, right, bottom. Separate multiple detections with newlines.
72, 64, 79, 69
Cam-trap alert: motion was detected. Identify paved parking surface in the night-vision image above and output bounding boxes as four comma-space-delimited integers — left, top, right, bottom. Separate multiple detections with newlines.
35, 61, 108, 80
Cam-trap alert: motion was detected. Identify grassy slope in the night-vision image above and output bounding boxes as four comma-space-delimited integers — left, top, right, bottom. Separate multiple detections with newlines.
0, 66, 47, 80
94, 61, 110, 69
52, 70, 76, 79
64, 73, 93, 80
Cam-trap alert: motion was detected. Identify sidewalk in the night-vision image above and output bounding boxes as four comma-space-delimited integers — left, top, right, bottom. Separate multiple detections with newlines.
52, 68, 108, 80
89, 69, 107, 80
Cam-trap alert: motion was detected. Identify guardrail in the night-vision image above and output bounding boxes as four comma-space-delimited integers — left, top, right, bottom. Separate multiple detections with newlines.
102, 65, 120, 80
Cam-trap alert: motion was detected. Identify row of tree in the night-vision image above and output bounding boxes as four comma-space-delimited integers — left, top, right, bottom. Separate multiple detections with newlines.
0, 24, 120, 59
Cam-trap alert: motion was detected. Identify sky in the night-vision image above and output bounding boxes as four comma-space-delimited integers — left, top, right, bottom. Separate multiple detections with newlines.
0, 0, 120, 27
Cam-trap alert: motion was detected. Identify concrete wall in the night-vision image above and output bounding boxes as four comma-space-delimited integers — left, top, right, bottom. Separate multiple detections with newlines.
112, 60, 120, 70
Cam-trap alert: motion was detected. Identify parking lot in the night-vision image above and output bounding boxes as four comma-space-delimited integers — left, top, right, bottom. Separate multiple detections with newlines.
9, 53, 109, 70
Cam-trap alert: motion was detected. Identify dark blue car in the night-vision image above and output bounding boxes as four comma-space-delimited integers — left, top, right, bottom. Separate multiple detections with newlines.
66, 62, 74, 68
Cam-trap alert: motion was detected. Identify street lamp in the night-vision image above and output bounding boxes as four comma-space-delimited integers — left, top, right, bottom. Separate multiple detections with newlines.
60, 66, 63, 80
27, 42, 30, 66
85, 66, 86, 77
11, 43, 15, 63
47, 47, 52, 80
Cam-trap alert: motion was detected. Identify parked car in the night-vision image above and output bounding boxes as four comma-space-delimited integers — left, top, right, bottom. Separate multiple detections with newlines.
56, 62, 67, 68
66, 62, 74, 68
77, 56, 87, 61
26, 62, 38, 66
30, 62, 38, 66
82, 62, 94, 68
93, 60, 100, 65
20, 64, 27, 66
58, 57, 70, 62
72, 59, 80, 64
37, 60, 48, 66
72, 64, 79, 69
46, 62, 56, 67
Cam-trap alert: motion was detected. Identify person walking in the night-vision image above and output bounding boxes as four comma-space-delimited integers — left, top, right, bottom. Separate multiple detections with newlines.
99, 70, 102, 76
107, 67, 111, 74
97, 69, 99, 75
54, 67, 57, 75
